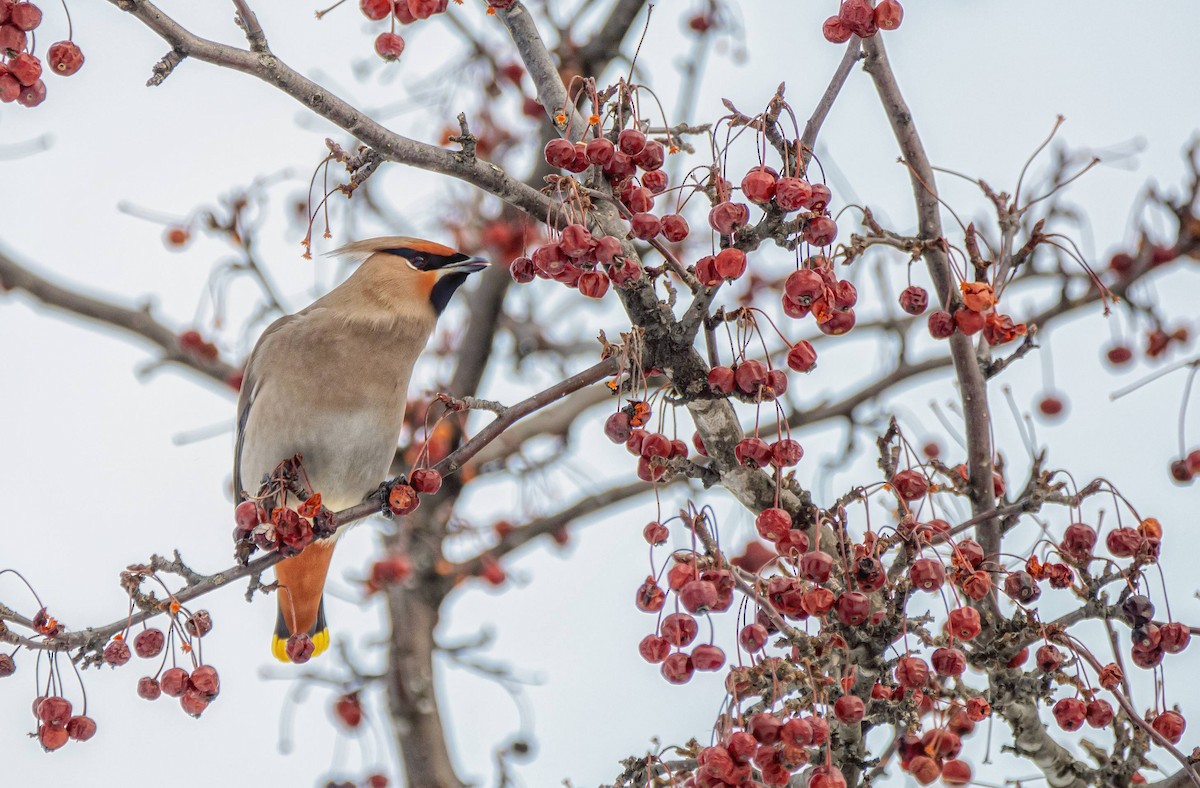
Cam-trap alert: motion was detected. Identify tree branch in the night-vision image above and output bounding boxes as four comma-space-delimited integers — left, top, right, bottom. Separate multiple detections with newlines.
0, 245, 238, 387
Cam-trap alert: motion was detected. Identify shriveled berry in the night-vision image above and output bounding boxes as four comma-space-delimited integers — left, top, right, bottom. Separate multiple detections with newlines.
137, 676, 162, 700
1053, 697, 1086, 731
638, 634, 670, 663
37, 696, 72, 726
286, 633, 315, 663
617, 128, 647, 156
185, 610, 213, 638
890, 469, 929, 501
660, 652, 693, 684
0, 653, 15, 677
874, 0, 903, 30
66, 715, 96, 741
739, 623, 769, 652
661, 612, 699, 647
1152, 710, 1186, 744
46, 41, 84, 76
1086, 699, 1114, 728
360, 0, 392, 20
161, 667, 189, 697
104, 639, 131, 666
691, 644, 725, 671
928, 309, 956, 338
190, 665, 220, 699
899, 285, 928, 315
409, 468, 442, 494
134, 629, 166, 659
947, 606, 981, 641
334, 693, 363, 728
180, 688, 210, 717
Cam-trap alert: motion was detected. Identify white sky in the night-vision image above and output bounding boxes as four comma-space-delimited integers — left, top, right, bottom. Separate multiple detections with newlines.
2, 2, 1199, 786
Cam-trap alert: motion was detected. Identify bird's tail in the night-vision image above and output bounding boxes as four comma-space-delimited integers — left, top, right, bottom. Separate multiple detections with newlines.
271, 598, 330, 662
271, 541, 335, 662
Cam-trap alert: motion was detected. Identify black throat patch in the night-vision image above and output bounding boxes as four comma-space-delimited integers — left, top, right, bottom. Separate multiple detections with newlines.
430, 272, 470, 315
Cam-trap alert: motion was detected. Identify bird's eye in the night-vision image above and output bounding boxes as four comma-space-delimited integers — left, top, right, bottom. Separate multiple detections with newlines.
411, 255, 427, 269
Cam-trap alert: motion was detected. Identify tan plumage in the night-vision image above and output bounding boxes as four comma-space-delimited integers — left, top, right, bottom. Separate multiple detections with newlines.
233, 237, 487, 661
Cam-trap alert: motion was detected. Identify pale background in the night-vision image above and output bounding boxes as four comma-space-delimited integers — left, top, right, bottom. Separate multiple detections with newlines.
1, 2, 1198, 786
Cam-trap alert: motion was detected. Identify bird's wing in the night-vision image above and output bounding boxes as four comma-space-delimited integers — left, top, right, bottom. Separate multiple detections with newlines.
233, 312, 298, 498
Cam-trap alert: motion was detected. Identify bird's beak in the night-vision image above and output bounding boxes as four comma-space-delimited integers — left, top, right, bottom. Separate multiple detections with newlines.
439, 256, 489, 275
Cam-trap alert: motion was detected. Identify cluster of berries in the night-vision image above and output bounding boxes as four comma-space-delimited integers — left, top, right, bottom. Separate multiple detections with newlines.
822, 0, 903, 44
0, 1, 83, 108
353, 0, 451, 62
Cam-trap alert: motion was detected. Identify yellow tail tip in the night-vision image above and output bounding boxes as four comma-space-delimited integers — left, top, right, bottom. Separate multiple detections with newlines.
271, 628, 331, 663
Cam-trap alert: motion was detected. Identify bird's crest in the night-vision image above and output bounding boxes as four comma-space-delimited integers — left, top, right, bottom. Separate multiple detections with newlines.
327, 236, 459, 264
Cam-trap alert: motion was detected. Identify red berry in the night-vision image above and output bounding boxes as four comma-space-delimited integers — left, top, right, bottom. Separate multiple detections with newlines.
286, 633, 315, 663
1035, 644, 1065, 673
803, 216, 838, 247
584, 137, 614, 166
617, 128, 646, 156
822, 16, 852, 44
714, 247, 747, 280
1060, 522, 1097, 562
874, 0, 904, 30
1159, 621, 1191, 654
37, 696, 72, 726
895, 656, 930, 690
409, 468, 442, 494
899, 285, 928, 315
66, 715, 96, 741
741, 166, 778, 204
628, 212, 661, 241
909, 557, 945, 591
46, 41, 84, 77
104, 639, 131, 666
1152, 710, 1186, 745
38, 723, 68, 752
691, 644, 725, 671
928, 309, 955, 338
1038, 395, 1066, 419
638, 634, 670, 663
786, 340, 817, 372
833, 694, 864, 724
808, 765, 847, 788
180, 688, 210, 717
775, 177, 812, 211
369, 553, 413, 586
947, 606, 981, 641
185, 610, 213, 638
407, 0, 440, 18
734, 437, 772, 468
334, 694, 364, 728
0, 653, 14, 677
161, 667, 189, 697
738, 623, 769, 652
890, 469, 929, 501
634, 140, 665, 171
771, 438, 803, 467
838, 0, 877, 37
660, 652, 693, 684
642, 521, 668, 545
661, 612, 698, 647
835, 591, 870, 625
708, 201, 749, 235
941, 760, 971, 786
9, 51, 40, 86
635, 577, 665, 613
543, 138, 575, 168
1053, 697, 1086, 731
679, 579, 718, 614
1105, 344, 1134, 366
190, 665, 220, 699
1086, 699, 1114, 728
932, 646, 966, 677
373, 32, 405, 61
137, 676, 162, 700
661, 214, 689, 243
360, 0, 391, 19
799, 550, 834, 583
10, 2, 39, 30
908, 755, 941, 785
134, 629, 165, 659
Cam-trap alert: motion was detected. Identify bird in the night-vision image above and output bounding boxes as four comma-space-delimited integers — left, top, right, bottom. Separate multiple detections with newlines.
233, 237, 488, 662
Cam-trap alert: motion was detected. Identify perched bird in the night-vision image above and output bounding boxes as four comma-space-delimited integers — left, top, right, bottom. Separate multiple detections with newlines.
233, 237, 488, 661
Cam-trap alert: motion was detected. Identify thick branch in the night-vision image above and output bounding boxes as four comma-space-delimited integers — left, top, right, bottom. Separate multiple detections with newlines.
0, 246, 238, 386
108, 0, 553, 221
860, 37, 998, 571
